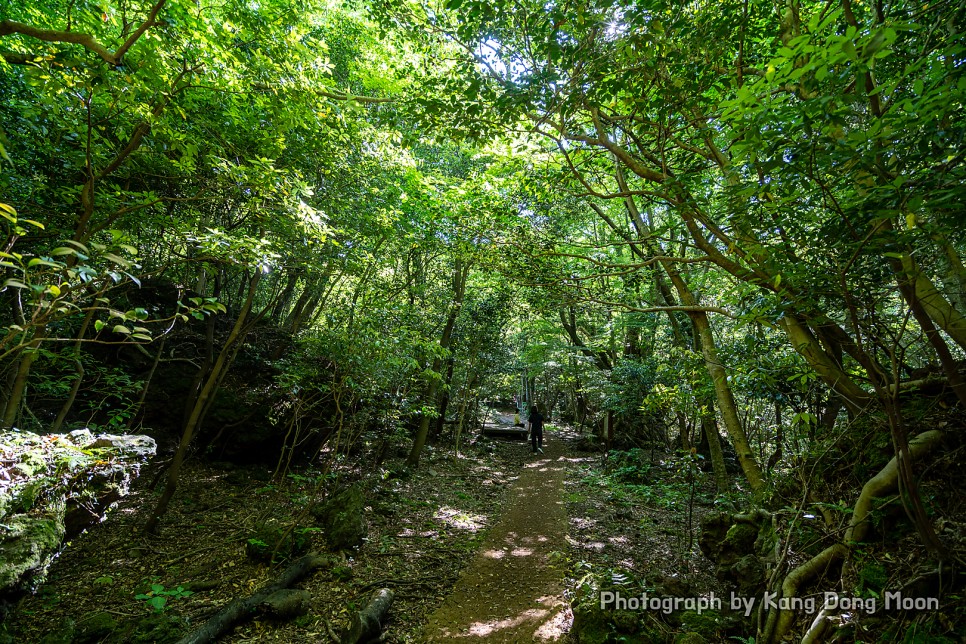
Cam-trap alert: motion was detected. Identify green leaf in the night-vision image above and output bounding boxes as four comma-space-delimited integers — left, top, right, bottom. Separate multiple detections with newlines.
112, 324, 132, 335
63, 239, 90, 253
103, 253, 132, 267
841, 39, 857, 60
27, 258, 60, 268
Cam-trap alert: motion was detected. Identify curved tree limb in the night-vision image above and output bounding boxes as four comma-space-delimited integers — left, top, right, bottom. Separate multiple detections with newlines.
765, 430, 944, 643
0, 0, 167, 67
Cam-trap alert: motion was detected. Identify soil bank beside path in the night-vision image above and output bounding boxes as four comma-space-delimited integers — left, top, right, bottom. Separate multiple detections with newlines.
422, 431, 572, 642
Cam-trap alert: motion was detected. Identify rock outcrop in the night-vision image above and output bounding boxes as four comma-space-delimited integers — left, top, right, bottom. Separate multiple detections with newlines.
698, 510, 777, 597
0, 428, 156, 593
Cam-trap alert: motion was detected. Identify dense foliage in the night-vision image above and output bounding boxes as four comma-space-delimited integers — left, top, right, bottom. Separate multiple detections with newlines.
2, 0, 964, 641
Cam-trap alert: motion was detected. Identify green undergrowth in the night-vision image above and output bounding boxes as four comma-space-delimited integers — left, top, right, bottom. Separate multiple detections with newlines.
595, 448, 719, 510
563, 446, 732, 643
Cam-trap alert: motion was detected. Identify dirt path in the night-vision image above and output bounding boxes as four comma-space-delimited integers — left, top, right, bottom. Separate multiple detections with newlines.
422, 431, 572, 642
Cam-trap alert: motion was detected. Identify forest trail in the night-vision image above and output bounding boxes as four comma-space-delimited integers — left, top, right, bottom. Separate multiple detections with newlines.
422, 430, 573, 641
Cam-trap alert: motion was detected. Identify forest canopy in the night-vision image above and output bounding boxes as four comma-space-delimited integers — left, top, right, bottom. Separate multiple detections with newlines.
1, 0, 964, 641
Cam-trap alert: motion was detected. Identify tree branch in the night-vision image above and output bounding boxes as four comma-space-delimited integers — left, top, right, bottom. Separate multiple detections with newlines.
0, 0, 167, 67
0, 20, 115, 63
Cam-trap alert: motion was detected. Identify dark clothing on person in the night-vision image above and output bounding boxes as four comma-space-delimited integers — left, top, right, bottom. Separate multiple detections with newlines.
528, 410, 544, 453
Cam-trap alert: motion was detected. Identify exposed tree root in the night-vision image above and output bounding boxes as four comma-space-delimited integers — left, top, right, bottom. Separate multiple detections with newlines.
763, 430, 943, 643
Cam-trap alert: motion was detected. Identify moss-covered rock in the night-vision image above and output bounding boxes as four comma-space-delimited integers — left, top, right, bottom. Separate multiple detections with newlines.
0, 500, 66, 591
570, 600, 613, 644
678, 610, 723, 640
0, 429, 156, 595
733, 554, 766, 596
10, 481, 44, 514
673, 633, 708, 644
125, 614, 187, 644
259, 589, 311, 619
37, 618, 75, 644
312, 483, 366, 550
699, 511, 772, 597
332, 565, 354, 582
570, 588, 665, 643
73, 611, 118, 643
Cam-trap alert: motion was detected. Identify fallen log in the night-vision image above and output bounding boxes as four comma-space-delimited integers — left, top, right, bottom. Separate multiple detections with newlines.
341, 588, 394, 644
176, 553, 335, 644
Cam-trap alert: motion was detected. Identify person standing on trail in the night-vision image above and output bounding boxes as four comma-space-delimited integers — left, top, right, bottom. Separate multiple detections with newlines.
527, 403, 545, 454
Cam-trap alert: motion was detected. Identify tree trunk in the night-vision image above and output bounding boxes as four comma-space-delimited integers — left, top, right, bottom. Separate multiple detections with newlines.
891, 257, 966, 408
899, 252, 966, 352
182, 273, 221, 428
699, 402, 729, 493
2, 325, 46, 429
50, 309, 96, 433
435, 357, 456, 439
936, 236, 966, 312
764, 430, 944, 643
691, 316, 728, 491
127, 336, 166, 430
145, 271, 261, 534
779, 314, 873, 412
406, 259, 468, 467
177, 553, 334, 644
559, 306, 613, 371
341, 588, 395, 644
661, 263, 764, 492
271, 270, 300, 323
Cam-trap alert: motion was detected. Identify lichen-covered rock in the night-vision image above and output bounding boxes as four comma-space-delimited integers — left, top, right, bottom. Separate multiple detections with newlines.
0, 499, 66, 590
86, 434, 157, 460
0, 428, 155, 593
